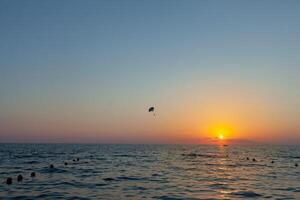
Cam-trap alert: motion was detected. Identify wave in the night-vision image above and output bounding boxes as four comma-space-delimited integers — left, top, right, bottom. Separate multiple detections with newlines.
117, 176, 146, 181
182, 153, 228, 158
231, 191, 262, 198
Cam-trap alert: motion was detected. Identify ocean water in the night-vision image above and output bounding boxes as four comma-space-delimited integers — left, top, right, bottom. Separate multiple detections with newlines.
0, 144, 299, 199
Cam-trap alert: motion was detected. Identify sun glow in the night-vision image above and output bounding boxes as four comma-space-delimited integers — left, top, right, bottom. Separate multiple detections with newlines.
218, 134, 224, 140
208, 124, 234, 142
215, 128, 227, 139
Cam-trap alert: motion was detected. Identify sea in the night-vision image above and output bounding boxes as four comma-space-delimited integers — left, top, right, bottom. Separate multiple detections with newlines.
0, 144, 299, 199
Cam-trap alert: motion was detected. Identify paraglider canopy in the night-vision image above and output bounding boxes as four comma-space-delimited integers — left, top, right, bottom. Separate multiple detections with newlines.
148, 107, 154, 112
148, 106, 156, 116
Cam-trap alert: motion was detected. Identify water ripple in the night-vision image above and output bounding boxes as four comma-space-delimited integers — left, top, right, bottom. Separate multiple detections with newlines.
0, 144, 299, 199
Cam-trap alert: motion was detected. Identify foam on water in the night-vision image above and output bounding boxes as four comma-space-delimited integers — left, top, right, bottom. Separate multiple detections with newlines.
0, 144, 299, 199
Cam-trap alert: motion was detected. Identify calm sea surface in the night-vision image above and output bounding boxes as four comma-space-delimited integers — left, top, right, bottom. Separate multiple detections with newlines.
0, 144, 299, 199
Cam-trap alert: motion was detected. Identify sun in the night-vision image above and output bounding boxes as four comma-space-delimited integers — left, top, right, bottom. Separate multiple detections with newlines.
218, 134, 224, 140
216, 128, 226, 139
208, 124, 234, 143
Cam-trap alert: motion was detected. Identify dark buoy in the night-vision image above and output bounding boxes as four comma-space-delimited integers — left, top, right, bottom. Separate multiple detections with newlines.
271, 161, 274, 164
296, 163, 298, 167
17, 175, 23, 182
77, 158, 79, 161
252, 158, 256, 162
73, 159, 76, 162
31, 172, 36, 177
246, 157, 249, 160
6, 177, 12, 185
50, 164, 54, 169
64, 162, 68, 165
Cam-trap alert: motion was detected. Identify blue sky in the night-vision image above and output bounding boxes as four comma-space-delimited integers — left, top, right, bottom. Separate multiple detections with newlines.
0, 0, 300, 143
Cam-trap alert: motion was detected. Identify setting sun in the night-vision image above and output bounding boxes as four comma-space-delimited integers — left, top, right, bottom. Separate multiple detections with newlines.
216, 129, 227, 140
208, 125, 233, 141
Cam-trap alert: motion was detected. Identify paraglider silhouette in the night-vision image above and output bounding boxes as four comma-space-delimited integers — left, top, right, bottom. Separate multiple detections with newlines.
148, 106, 155, 116
148, 107, 154, 112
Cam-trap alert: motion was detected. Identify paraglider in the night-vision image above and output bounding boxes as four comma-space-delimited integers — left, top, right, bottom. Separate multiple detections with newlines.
148, 107, 154, 112
148, 106, 155, 116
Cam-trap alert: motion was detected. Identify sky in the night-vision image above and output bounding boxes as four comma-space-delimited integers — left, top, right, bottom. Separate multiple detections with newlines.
0, 0, 300, 144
